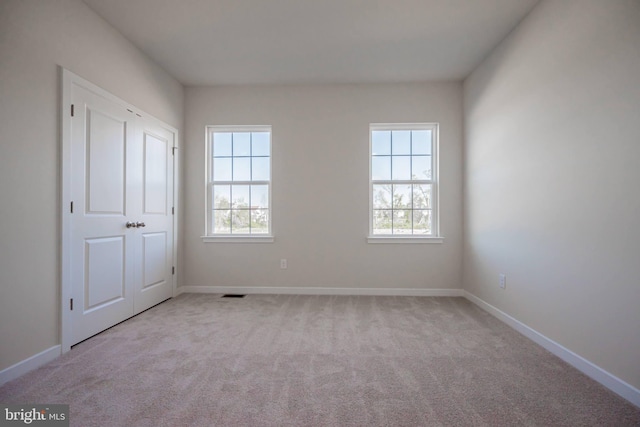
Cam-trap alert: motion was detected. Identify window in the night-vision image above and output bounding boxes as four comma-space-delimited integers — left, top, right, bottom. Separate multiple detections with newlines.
369, 123, 441, 243
204, 126, 272, 242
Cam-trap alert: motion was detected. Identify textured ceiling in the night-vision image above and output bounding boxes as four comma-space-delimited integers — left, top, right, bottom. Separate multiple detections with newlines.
83, 0, 539, 85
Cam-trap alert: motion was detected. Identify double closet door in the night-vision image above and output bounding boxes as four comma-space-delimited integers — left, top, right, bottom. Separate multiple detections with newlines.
69, 78, 175, 346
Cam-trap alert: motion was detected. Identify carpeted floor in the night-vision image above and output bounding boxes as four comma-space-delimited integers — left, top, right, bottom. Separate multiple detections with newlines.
1, 294, 639, 426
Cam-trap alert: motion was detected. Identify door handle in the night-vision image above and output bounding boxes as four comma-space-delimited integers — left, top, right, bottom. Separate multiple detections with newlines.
136, 222, 146, 228
126, 221, 137, 228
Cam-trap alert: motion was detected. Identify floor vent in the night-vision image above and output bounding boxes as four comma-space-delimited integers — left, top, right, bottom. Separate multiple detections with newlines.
221, 294, 246, 298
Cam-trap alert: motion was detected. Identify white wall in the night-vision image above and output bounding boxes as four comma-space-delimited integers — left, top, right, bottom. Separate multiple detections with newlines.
184, 83, 463, 291
0, 0, 183, 372
463, 0, 640, 390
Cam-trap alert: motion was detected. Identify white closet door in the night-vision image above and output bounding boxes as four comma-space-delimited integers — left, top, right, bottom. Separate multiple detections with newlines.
70, 85, 137, 345
68, 81, 175, 345
133, 118, 174, 313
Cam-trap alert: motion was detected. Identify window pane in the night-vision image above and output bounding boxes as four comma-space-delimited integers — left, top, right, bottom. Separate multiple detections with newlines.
251, 209, 269, 233
412, 155, 431, 180
233, 157, 251, 181
233, 132, 251, 156
372, 131, 391, 155
413, 210, 432, 234
213, 209, 231, 233
213, 132, 232, 157
372, 156, 391, 180
392, 209, 412, 234
411, 130, 431, 155
392, 156, 411, 180
251, 185, 269, 208
373, 210, 392, 234
231, 185, 250, 208
252, 157, 270, 181
413, 184, 432, 209
213, 185, 230, 209
392, 131, 411, 155
231, 209, 250, 234
392, 184, 412, 209
372, 184, 392, 209
252, 132, 270, 156
213, 157, 232, 181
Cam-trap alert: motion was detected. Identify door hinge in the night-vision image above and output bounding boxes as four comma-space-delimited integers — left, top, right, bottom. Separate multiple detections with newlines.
172, 266, 175, 275
172, 147, 177, 156
70, 104, 74, 117
70, 201, 74, 213
172, 206, 175, 215
70, 298, 73, 311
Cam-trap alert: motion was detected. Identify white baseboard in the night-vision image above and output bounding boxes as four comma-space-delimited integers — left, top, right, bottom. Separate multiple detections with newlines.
179, 285, 464, 297
464, 291, 640, 408
0, 345, 61, 386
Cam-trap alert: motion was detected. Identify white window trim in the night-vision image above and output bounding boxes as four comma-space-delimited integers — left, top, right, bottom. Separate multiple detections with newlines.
367, 236, 444, 244
202, 125, 274, 243
201, 235, 274, 243
368, 123, 443, 243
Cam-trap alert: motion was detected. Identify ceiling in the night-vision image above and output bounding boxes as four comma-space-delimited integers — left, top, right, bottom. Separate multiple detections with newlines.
83, 0, 539, 86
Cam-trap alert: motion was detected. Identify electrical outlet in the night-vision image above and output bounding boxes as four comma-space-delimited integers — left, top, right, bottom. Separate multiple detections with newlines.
280, 259, 287, 269
499, 273, 506, 289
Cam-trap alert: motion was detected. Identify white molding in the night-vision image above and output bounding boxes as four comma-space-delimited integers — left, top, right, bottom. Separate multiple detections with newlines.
201, 235, 274, 243
60, 68, 73, 353
0, 346, 61, 386
172, 130, 180, 298
180, 286, 463, 297
206, 125, 272, 133
367, 236, 444, 244
464, 291, 640, 408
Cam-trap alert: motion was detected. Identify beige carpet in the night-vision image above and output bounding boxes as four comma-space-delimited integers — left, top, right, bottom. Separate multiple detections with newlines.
1, 294, 639, 426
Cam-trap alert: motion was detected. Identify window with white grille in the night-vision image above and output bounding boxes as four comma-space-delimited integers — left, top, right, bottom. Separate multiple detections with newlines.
205, 126, 272, 241
369, 123, 439, 240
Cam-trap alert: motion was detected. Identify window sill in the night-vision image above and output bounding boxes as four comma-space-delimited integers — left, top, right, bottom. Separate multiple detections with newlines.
201, 235, 274, 243
367, 236, 444, 244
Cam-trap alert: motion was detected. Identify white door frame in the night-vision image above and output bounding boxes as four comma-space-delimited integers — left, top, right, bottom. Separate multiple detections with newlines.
60, 68, 180, 353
